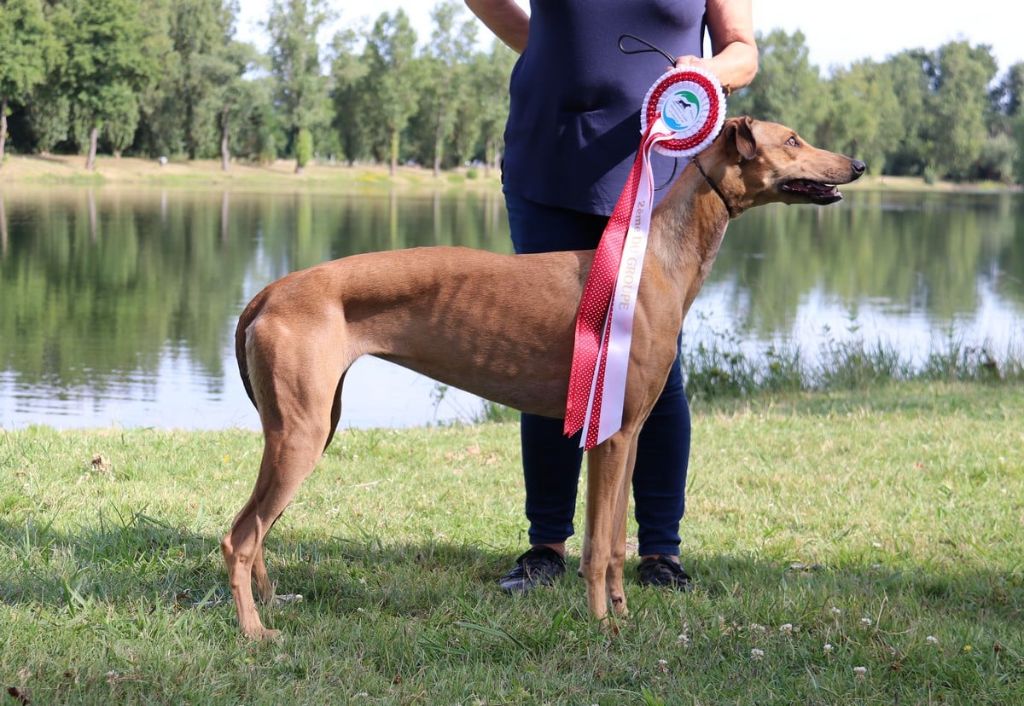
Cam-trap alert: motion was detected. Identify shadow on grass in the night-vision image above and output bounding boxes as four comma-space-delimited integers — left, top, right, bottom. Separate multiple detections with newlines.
1, 513, 1020, 632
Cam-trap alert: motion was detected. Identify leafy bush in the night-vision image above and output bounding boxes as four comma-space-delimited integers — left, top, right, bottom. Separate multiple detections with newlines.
295, 128, 313, 170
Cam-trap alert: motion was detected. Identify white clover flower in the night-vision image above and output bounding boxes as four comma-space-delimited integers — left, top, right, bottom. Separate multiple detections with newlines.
750, 648, 765, 661
823, 643, 834, 653
860, 617, 873, 627
779, 623, 793, 635
853, 666, 867, 679
830, 606, 842, 616
677, 633, 690, 646
926, 635, 939, 645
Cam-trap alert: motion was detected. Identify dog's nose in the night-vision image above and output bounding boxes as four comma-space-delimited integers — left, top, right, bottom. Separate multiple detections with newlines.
851, 159, 867, 175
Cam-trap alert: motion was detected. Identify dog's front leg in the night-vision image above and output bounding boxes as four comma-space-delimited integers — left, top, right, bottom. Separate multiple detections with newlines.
582, 431, 637, 623
606, 435, 639, 618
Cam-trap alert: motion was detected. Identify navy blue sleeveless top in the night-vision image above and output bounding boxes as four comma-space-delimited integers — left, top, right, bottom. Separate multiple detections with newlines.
502, 0, 707, 216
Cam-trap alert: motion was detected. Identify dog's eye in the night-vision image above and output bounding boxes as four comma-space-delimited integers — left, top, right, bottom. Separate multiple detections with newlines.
786, 136, 800, 147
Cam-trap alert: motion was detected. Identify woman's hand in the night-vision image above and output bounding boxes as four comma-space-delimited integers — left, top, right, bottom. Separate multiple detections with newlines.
673, 55, 712, 71
673, 55, 732, 95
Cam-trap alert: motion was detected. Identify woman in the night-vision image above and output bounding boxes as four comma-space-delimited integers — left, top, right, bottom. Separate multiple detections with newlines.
465, 0, 758, 592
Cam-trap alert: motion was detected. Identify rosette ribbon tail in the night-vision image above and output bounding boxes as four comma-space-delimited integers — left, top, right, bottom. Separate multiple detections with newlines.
563, 66, 725, 450
563, 121, 672, 448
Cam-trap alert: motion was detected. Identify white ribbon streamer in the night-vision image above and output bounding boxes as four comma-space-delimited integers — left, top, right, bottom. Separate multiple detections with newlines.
580, 119, 676, 447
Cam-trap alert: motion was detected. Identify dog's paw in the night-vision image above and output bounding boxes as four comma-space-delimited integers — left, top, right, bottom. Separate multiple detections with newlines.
244, 627, 282, 641
600, 616, 622, 636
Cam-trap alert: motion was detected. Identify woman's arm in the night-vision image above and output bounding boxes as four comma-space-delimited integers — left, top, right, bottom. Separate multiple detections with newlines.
465, 0, 530, 54
676, 0, 758, 93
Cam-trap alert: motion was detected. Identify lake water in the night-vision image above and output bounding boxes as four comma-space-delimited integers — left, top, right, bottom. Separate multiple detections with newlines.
1, 186, 1021, 430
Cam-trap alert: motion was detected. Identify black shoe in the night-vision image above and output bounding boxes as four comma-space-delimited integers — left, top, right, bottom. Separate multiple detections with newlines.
498, 547, 566, 593
637, 556, 693, 591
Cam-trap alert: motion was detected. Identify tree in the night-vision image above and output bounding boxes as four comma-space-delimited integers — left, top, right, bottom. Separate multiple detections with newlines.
926, 42, 997, 180
169, 0, 239, 159
103, 83, 139, 158
27, 88, 70, 154
59, 0, 157, 169
228, 76, 279, 163
818, 60, 902, 173
422, 0, 477, 176
995, 62, 1024, 119
193, 40, 261, 170
363, 10, 418, 175
471, 40, 516, 176
132, 0, 181, 158
989, 61, 1024, 141
1014, 113, 1024, 184
882, 50, 932, 176
329, 26, 369, 164
294, 126, 313, 170
0, 0, 60, 165
1001, 63, 1024, 184
267, 0, 331, 173
728, 30, 824, 137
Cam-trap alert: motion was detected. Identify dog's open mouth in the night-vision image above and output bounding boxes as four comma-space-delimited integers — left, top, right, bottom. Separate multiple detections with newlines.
780, 179, 842, 204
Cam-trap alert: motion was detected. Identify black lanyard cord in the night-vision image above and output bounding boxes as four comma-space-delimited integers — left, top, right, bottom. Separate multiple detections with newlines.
617, 33, 677, 66
617, 33, 681, 191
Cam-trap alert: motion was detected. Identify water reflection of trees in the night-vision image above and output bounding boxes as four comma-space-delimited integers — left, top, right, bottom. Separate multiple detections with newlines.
0, 188, 511, 393
0, 190, 257, 389
712, 192, 1024, 334
0, 188, 1019, 399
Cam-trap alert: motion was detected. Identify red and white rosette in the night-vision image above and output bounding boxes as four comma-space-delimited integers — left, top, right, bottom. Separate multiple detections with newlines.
564, 67, 726, 449
641, 66, 727, 157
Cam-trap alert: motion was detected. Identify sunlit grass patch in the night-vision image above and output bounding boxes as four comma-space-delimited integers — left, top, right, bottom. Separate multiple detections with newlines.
1, 383, 1022, 703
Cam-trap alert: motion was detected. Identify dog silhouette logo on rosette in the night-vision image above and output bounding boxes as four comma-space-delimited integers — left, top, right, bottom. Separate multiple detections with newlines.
662, 89, 702, 132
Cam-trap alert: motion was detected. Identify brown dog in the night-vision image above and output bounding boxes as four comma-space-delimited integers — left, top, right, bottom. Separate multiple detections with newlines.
222, 117, 865, 639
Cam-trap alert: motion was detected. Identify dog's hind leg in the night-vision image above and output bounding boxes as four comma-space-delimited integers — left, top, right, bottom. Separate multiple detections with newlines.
223, 427, 328, 639
252, 542, 275, 604
247, 372, 348, 608
222, 321, 347, 639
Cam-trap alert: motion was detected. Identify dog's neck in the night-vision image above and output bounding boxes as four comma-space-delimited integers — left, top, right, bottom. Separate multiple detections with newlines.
648, 148, 734, 313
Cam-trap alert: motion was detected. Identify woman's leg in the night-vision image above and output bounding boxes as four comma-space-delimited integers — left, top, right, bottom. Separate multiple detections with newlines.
632, 337, 693, 589
499, 193, 605, 590
632, 359, 691, 557
500, 192, 692, 590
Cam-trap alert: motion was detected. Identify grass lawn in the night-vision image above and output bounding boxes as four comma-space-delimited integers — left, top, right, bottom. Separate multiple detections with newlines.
1, 382, 1022, 704
0, 154, 502, 192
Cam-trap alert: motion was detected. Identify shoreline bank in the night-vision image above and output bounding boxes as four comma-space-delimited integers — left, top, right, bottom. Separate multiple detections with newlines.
1, 154, 1020, 194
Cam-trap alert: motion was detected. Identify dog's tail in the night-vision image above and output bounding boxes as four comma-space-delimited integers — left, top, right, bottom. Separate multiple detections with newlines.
235, 289, 269, 411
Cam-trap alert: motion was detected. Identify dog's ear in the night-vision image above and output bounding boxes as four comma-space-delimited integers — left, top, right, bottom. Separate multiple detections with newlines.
724, 116, 757, 161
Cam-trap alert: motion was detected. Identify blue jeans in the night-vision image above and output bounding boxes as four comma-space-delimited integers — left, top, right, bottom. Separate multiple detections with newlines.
505, 192, 691, 557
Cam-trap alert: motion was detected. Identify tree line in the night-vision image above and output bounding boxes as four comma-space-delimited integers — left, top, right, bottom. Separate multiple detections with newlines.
2, 0, 1023, 183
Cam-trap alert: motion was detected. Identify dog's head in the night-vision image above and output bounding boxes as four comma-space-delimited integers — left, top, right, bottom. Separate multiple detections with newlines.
707, 116, 866, 212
